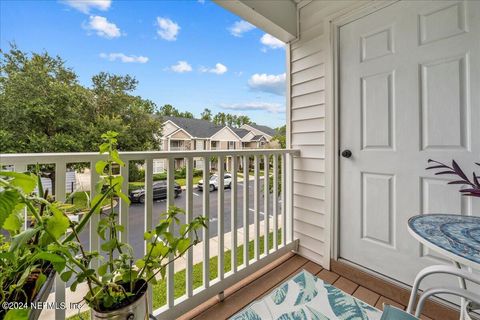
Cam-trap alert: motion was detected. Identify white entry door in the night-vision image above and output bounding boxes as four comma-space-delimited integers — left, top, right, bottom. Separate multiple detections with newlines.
340, 0, 480, 287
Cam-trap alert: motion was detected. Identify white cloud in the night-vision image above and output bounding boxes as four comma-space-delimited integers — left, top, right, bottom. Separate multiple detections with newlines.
198, 0, 205, 3
63, 0, 111, 14
169, 61, 192, 73
100, 53, 148, 63
156, 17, 180, 41
84, 15, 121, 38
220, 102, 285, 114
199, 63, 228, 75
248, 73, 286, 95
228, 20, 255, 37
260, 34, 285, 50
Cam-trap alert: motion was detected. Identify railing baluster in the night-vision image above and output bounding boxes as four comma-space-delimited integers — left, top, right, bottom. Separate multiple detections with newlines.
231, 156, 238, 272
55, 161, 67, 320
144, 158, 154, 312
90, 163, 100, 263
264, 155, 270, 256
273, 155, 279, 251
166, 157, 175, 308
243, 156, 249, 267
281, 153, 286, 246
14, 164, 28, 230
90, 158, 101, 320
202, 156, 210, 288
186, 157, 193, 298
119, 161, 129, 242
217, 155, 224, 280
254, 155, 260, 261
286, 153, 293, 243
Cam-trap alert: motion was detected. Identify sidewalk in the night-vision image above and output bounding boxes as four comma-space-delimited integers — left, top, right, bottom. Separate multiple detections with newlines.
40, 214, 281, 319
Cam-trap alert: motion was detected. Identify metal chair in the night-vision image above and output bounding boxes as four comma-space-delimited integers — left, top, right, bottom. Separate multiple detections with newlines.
379, 263, 480, 319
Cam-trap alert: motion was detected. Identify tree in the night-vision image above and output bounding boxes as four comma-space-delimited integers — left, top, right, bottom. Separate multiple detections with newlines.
87, 72, 163, 151
178, 111, 194, 118
236, 115, 251, 127
0, 45, 162, 153
0, 45, 92, 153
200, 108, 212, 121
226, 114, 234, 127
156, 105, 194, 119
272, 125, 286, 149
157, 104, 180, 117
210, 112, 251, 127
213, 112, 227, 126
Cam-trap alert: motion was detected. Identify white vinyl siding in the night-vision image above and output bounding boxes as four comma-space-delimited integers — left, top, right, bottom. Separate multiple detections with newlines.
153, 159, 166, 173
289, 0, 356, 268
210, 127, 240, 141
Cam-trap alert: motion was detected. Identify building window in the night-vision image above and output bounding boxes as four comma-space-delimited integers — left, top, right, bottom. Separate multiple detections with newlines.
228, 141, 235, 149
211, 141, 217, 148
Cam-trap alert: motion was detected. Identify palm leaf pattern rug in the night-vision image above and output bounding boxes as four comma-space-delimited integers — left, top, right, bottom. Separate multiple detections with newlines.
231, 270, 382, 320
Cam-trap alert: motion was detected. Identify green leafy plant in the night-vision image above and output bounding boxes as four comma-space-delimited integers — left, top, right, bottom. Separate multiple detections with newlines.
0, 165, 111, 319
1, 131, 207, 318
59, 131, 207, 312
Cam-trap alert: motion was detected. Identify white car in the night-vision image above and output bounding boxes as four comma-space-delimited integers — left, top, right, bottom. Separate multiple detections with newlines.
197, 174, 232, 192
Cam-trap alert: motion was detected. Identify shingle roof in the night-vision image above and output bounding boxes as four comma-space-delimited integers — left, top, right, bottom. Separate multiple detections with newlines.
164, 116, 274, 140
231, 128, 250, 138
164, 116, 223, 138
252, 135, 267, 141
247, 124, 276, 136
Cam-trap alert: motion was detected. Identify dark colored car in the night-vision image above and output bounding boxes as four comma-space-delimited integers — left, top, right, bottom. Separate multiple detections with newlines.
129, 181, 182, 203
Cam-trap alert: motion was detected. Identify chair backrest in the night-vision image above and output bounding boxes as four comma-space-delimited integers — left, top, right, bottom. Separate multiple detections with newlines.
380, 305, 419, 320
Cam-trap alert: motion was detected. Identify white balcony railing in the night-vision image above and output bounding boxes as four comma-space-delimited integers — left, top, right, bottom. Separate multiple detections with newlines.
169, 146, 189, 151
0, 149, 299, 319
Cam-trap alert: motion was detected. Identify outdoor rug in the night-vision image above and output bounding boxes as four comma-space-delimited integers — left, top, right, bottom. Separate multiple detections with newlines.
230, 269, 383, 320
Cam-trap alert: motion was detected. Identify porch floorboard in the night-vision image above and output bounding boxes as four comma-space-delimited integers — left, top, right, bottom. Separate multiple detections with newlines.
180, 253, 444, 320
179, 254, 450, 320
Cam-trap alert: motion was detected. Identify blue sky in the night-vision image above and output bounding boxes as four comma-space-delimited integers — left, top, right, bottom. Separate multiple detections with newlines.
0, 0, 286, 128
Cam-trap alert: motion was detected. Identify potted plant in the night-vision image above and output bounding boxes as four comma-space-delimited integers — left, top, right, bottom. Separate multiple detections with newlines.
427, 159, 480, 197
55, 131, 207, 319
0, 166, 111, 320
1, 131, 207, 320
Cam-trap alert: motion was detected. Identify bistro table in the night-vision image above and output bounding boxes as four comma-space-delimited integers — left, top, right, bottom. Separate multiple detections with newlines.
407, 214, 480, 319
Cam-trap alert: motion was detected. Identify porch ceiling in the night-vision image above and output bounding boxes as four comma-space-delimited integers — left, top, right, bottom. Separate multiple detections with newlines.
213, 0, 298, 42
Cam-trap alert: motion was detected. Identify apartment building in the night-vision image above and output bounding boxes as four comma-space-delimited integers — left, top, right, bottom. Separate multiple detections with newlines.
154, 116, 278, 172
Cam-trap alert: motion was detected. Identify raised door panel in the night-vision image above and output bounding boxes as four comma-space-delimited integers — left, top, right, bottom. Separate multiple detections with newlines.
420, 54, 469, 150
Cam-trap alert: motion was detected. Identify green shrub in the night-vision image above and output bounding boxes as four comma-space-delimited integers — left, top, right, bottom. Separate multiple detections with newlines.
153, 172, 167, 181
129, 164, 145, 182
193, 169, 203, 177
153, 168, 202, 181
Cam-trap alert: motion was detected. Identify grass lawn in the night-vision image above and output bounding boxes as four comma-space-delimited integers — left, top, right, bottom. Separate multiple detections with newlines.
172, 176, 202, 187
67, 230, 281, 320
65, 192, 110, 213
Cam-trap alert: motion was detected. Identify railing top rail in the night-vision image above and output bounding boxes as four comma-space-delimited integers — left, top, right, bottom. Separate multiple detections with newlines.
0, 149, 300, 165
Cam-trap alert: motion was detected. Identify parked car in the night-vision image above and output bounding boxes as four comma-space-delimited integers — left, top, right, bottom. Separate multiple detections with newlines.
129, 181, 182, 203
198, 173, 232, 192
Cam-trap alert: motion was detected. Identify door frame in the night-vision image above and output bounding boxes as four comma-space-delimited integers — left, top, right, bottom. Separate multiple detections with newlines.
326, 1, 474, 311
327, 0, 400, 262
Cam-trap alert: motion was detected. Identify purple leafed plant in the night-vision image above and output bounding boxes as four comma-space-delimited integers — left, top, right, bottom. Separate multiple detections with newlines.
427, 159, 480, 198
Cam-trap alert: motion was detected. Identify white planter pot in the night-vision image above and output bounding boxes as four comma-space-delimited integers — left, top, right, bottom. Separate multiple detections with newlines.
92, 284, 148, 320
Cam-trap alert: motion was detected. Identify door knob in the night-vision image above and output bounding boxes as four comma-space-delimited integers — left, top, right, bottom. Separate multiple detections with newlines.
341, 150, 352, 158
